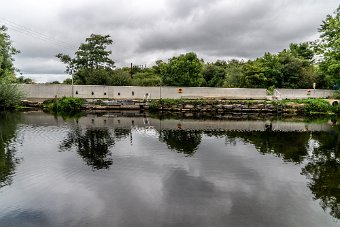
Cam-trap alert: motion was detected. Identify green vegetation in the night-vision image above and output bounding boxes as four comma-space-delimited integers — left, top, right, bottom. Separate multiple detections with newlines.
0, 83, 23, 110
160, 52, 204, 87
42, 97, 85, 115
315, 6, 340, 88
0, 25, 19, 83
0, 26, 22, 110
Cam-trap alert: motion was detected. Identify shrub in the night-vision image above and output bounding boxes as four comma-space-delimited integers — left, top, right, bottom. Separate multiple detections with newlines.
302, 99, 331, 114
333, 90, 340, 99
0, 83, 23, 110
43, 97, 85, 114
132, 72, 161, 86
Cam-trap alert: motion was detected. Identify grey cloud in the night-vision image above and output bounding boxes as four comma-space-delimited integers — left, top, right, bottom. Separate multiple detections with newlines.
0, 0, 338, 79
137, 0, 336, 59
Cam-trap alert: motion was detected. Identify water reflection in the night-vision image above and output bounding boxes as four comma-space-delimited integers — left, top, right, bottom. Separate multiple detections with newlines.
224, 131, 310, 163
159, 130, 202, 156
59, 127, 130, 169
302, 129, 340, 219
0, 112, 21, 188
1, 111, 340, 225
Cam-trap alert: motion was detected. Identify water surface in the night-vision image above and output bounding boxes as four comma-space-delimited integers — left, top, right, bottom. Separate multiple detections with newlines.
0, 111, 339, 227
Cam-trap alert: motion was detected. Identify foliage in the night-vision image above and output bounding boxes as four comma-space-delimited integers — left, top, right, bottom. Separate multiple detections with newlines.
132, 71, 161, 86
333, 90, 340, 99
202, 64, 225, 87
161, 52, 204, 87
0, 83, 23, 110
16, 76, 34, 84
315, 6, 340, 87
109, 69, 132, 86
57, 34, 115, 85
43, 97, 85, 114
303, 99, 331, 114
63, 78, 72, 84
0, 25, 19, 83
223, 60, 245, 87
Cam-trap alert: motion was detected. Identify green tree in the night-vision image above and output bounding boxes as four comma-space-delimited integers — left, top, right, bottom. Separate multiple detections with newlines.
161, 52, 204, 87
223, 59, 245, 88
316, 5, 340, 87
202, 63, 225, 87
16, 76, 34, 84
0, 25, 19, 83
108, 69, 132, 86
132, 71, 161, 86
289, 42, 314, 61
56, 34, 115, 85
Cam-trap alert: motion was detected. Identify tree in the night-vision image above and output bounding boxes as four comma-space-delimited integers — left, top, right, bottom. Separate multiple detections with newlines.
56, 34, 115, 85
16, 76, 34, 84
223, 59, 245, 88
316, 5, 340, 87
289, 42, 314, 61
202, 63, 225, 87
161, 52, 204, 87
0, 25, 19, 83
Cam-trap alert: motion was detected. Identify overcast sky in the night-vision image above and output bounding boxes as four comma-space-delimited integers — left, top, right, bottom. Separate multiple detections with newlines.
0, 0, 339, 82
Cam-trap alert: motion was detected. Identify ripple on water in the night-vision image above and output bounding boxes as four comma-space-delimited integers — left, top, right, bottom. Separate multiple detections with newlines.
17, 125, 69, 144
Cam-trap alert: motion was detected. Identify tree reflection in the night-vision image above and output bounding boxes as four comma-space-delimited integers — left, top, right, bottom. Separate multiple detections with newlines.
221, 128, 340, 219
60, 127, 130, 169
225, 131, 310, 163
302, 129, 340, 219
0, 112, 21, 188
159, 130, 202, 156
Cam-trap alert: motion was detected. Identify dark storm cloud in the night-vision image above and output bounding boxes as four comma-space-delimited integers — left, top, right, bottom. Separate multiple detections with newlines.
0, 0, 339, 80
137, 0, 337, 59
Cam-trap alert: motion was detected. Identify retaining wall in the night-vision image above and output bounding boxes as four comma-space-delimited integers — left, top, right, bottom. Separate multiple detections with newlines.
17, 84, 335, 101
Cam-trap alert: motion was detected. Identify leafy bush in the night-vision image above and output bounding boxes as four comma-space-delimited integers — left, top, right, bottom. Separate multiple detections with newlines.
43, 97, 85, 114
108, 70, 132, 86
132, 72, 161, 86
333, 90, 340, 99
301, 99, 331, 114
0, 83, 23, 110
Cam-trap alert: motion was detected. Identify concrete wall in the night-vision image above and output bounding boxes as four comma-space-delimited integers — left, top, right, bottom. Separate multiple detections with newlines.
275, 89, 334, 99
18, 84, 335, 101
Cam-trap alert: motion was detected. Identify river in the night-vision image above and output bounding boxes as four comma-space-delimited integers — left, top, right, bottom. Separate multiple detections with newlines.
0, 111, 339, 227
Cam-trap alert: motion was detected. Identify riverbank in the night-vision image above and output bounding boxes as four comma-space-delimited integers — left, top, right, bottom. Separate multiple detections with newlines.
20, 98, 340, 116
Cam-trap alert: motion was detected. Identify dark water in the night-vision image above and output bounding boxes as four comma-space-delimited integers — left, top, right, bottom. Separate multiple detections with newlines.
0, 111, 339, 227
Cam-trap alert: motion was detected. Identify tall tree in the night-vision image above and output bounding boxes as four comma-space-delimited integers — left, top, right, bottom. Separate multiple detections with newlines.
56, 34, 115, 84
161, 52, 204, 87
316, 5, 340, 87
0, 25, 19, 83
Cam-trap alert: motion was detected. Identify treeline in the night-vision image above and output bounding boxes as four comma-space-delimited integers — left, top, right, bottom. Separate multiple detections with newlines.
57, 42, 333, 89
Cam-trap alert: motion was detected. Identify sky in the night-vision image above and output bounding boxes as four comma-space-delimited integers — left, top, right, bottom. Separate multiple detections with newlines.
0, 0, 339, 83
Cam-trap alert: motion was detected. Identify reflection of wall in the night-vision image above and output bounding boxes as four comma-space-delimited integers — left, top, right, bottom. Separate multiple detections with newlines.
21, 112, 334, 132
